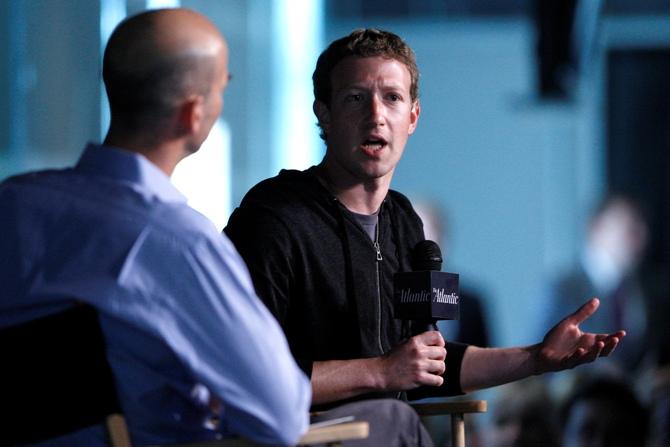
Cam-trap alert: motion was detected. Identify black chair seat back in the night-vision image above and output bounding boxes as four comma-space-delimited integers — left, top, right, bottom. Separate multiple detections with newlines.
0, 304, 121, 445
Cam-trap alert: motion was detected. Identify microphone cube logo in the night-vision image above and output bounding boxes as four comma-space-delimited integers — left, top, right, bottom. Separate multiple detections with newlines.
394, 271, 460, 320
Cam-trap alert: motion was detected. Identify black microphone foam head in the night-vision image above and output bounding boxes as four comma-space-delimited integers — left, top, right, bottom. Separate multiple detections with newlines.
411, 240, 443, 271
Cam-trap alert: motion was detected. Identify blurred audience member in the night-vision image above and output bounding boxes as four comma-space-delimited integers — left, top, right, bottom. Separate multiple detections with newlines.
637, 358, 670, 447
544, 195, 650, 374
559, 376, 649, 447
488, 377, 560, 447
649, 366, 670, 447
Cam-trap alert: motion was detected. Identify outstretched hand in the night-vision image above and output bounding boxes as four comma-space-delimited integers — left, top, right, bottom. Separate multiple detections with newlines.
535, 298, 626, 374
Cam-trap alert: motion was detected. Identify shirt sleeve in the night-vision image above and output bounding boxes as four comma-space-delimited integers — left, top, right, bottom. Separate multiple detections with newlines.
119, 223, 310, 446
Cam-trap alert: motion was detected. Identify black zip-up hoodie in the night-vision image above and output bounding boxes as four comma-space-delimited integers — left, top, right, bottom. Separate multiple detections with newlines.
225, 167, 466, 407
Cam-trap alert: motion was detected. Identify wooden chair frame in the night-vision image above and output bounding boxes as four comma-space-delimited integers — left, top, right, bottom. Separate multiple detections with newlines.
412, 400, 487, 447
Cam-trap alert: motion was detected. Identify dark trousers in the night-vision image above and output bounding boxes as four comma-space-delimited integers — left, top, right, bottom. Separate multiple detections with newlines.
312, 399, 434, 447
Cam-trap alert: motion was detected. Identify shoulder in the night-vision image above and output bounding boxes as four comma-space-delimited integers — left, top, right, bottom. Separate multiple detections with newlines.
386, 189, 423, 227
1, 169, 71, 191
124, 202, 253, 292
387, 189, 416, 213
150, 201, 223, 249
228, 168, 332, 229
242, 169, 323, 208
226, 169, 342, 258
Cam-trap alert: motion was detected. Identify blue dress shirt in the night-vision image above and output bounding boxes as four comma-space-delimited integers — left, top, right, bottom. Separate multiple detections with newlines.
0, 144, 311, 446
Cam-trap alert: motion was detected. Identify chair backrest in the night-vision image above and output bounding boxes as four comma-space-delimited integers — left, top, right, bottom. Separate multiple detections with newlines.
0, 304, 368, 447
0, 304, 123, 445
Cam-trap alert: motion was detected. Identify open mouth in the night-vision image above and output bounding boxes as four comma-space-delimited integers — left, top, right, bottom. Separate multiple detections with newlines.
360, 137, 388, 155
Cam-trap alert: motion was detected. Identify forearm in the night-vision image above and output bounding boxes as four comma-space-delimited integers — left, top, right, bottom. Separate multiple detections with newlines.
459, 344, 541, 393
311, 358, 387, 405
310, 332, 451, 404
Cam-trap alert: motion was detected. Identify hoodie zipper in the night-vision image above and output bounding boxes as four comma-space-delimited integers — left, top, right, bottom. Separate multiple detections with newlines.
374, 221, 384, 354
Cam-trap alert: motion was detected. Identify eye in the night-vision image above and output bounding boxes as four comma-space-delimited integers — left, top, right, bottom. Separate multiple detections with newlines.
387, 93, 402, 102
345, 93, 363, 103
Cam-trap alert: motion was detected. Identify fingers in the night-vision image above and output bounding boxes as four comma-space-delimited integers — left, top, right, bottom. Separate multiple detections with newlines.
587, 331, 625, 357
426, 358, 446, 376
600, 332, 625, 356
413, 358, 446, 387
582, 341, 605, 363
600, 338, 619, 357
565, 341, 604, 368
414, 330, 445, 347
418, 346, 446, 386
570, 331, 627, 366
385, 334, 447, 390
567, 297, 600, 325
412, 332, 446, 361
425, 345, 447, 361
420, 360, 446, 386
407, 336, 447, 361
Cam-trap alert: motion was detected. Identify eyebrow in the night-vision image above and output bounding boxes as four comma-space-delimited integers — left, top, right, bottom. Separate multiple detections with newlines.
335, 82, 408, 93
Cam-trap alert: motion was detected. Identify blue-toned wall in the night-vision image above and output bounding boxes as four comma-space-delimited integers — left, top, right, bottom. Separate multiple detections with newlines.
0, 1, 99, 179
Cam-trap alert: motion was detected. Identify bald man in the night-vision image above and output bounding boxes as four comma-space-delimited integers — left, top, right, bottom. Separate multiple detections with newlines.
0, 8, 310, 446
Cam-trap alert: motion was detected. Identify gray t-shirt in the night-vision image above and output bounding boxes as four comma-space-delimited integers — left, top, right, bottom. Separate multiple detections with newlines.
350, 210, 378, 241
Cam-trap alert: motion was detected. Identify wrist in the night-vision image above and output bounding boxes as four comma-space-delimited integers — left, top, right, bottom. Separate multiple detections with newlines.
526, 343, 543, 376
369, 355, 389, 391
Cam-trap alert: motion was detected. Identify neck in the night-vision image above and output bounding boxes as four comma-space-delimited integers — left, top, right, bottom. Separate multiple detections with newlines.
103, 130, 186, 177
316, 160, 391, 215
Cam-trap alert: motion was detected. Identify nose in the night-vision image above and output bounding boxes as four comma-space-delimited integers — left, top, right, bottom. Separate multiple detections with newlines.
366, 95, 385, 126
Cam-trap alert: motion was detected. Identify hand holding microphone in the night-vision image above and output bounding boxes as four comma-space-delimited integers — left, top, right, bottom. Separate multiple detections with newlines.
377, 240, 460, 391
380, 331, 447, 390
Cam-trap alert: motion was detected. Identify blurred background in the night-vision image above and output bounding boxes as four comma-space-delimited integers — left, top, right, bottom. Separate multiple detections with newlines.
1, 0, 670, 443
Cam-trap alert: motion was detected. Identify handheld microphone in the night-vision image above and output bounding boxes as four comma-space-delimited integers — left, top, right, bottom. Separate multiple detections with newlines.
393, 240, 460, 335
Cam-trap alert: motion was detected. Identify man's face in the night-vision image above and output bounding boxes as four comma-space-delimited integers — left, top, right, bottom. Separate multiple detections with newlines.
316, 56, 419, 183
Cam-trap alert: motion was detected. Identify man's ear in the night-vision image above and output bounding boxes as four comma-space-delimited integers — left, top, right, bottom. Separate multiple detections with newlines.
408, 99, 420, 135
313, 100, 330, 134
176, 95, 205, 136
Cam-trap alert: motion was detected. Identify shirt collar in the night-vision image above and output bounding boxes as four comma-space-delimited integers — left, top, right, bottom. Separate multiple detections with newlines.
75, 143, 187, 204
